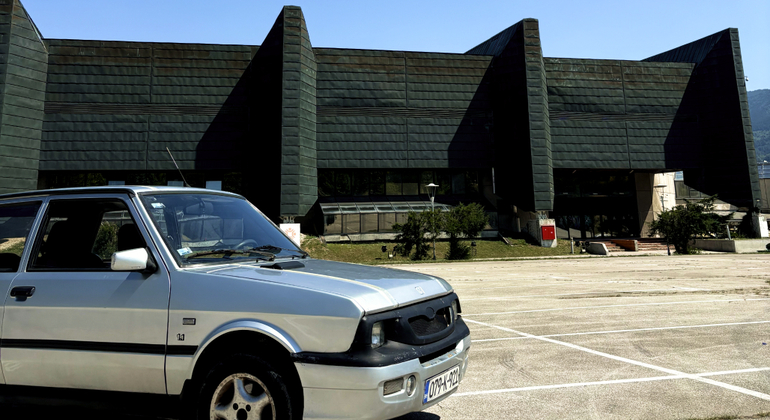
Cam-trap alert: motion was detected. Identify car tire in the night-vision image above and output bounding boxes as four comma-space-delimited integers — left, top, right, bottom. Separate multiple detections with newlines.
194, 353, 298, 420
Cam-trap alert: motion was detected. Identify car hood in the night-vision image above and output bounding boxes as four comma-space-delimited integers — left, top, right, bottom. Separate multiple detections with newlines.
186, 259, 453, 314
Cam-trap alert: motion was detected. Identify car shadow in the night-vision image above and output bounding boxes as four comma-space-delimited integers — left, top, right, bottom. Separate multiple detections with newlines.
0, 403, 175, 420
394, 413, 441, 420
1, 403, 441, 420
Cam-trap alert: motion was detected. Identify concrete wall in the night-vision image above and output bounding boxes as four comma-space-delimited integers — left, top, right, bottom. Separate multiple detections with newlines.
692, 239, 770, 253
586, 242, 609, 255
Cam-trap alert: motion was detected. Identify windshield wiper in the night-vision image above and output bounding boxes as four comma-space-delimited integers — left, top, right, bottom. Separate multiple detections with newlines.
249, 245, 308, 259
185, 249, 275, 261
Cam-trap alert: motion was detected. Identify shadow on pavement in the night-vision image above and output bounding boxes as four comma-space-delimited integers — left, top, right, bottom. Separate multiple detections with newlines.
394, 413, 441, 420
0, 403, 176, 420
2, 403, 441, 420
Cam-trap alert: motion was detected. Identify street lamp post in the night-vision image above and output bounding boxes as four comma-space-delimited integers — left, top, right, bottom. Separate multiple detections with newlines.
654, 183, 671, 255
427, 183, 439, 260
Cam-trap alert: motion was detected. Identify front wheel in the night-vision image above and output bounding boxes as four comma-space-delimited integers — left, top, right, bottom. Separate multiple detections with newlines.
195, 354, 297, 420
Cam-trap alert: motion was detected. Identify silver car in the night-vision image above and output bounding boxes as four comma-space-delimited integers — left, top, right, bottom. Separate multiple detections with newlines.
0, 186, 471, 420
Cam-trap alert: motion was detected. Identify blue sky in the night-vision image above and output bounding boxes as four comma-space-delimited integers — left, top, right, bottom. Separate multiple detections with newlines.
21, 0, 770, 90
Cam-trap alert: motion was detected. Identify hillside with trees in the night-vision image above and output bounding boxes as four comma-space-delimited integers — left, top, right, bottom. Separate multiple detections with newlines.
749, 89, 770, 162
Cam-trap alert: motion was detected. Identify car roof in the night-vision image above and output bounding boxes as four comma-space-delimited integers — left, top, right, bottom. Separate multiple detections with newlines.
0, 186, 244, 201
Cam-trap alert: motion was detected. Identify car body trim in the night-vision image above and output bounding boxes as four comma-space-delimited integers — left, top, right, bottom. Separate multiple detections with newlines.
0, 339, 197, 356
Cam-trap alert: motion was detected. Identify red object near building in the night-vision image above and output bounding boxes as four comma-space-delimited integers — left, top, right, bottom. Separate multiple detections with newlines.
541, 225, 556, 240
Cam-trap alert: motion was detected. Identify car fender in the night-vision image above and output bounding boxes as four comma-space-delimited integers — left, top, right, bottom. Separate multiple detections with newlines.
166, 319, 301, 395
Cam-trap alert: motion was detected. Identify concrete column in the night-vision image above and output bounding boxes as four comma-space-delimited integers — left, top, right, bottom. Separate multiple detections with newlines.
654, 173, 677, 211
753, 214, 769, 238
635, 173, 654, 237
636, 172, 676, 237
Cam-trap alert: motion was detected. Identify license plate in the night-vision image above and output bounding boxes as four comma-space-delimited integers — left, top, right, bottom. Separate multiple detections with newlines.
423, 365, 460, 404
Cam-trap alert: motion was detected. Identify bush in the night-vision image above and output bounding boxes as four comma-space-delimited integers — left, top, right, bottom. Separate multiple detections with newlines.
649, 195, 731, 255
393, 210, 439, 260
443, 203, 488, 260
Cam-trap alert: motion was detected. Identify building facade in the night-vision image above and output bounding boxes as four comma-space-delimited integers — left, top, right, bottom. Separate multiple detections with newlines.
0, 1, 761, 239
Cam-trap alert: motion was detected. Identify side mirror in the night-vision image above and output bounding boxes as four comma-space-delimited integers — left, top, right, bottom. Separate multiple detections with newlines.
111, 248, 158, 273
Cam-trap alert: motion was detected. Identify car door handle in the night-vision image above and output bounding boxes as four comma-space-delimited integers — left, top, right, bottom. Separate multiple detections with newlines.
10, 286, 35, 298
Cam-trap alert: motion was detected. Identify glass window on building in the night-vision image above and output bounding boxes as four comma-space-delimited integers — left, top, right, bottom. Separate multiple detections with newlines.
358, 203, 378, 233
408, 202, 428, 213
419, 171, 435, 195
370, 171, 386, 196
386, 172, 402, 195
402, 171, 419, 196
675, 180, 704, 200
451, 171, 466, 195
352, 172, 369, 196
336, 171, 352, 196
318, 170, 335, 197
375, 203, 395, 232
436, 171, 451, 196
393, 202, 411, 225
320, 203, 342, 235
465, 171, 479, 194
340, 204, 359, 235
342, 214, 360, 234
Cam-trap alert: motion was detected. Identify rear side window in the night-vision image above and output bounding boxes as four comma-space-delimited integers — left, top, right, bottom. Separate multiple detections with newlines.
0, 202, 42, 272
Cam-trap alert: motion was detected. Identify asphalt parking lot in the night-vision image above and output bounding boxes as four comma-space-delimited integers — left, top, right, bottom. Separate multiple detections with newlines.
3, 253, 770, 419
394, 253, 770, 420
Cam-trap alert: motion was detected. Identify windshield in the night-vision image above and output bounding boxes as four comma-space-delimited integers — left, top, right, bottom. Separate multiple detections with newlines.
140, 193, 304, 266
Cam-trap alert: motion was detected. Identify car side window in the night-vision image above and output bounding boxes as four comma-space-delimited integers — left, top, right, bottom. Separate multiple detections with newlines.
29, 199, 146, 271
0, 202, 42, 272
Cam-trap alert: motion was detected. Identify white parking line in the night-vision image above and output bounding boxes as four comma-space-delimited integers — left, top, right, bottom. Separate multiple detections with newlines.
699, 367, 770, 377
461, 288, 709, 301
471, 320, 770, 343
454, 367, 770, 397
455, 282, 576, 291
465, 319, 770, 402
463, 298, 770, 317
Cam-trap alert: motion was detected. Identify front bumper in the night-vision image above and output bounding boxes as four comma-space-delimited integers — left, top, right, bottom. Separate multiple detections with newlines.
296, 334, 471, 420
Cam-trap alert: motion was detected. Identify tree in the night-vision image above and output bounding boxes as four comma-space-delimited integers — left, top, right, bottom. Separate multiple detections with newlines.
443, 203, 488, 260
649, 195, 732, 254
392, 210, 438, 260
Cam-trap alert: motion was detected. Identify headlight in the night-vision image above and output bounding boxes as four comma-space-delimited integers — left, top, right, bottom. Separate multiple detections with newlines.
452, 299, 459, 321
371, 321, 386, 348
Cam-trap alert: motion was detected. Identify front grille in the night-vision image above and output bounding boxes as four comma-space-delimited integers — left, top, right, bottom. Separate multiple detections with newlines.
409, 307, 451, 336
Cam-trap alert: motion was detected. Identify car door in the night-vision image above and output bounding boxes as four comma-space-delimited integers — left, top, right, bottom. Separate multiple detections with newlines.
1, 194, 170, 394
0, 199, 44, 386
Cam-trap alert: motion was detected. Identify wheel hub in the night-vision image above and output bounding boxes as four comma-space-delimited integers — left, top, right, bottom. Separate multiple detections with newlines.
210, 373, 275, 420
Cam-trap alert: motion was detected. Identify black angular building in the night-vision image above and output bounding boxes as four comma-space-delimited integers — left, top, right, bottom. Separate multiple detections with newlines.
0, 1, 761, 239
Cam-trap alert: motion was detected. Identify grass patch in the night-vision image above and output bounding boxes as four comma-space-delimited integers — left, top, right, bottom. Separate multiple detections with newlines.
301, 236, 572, 265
